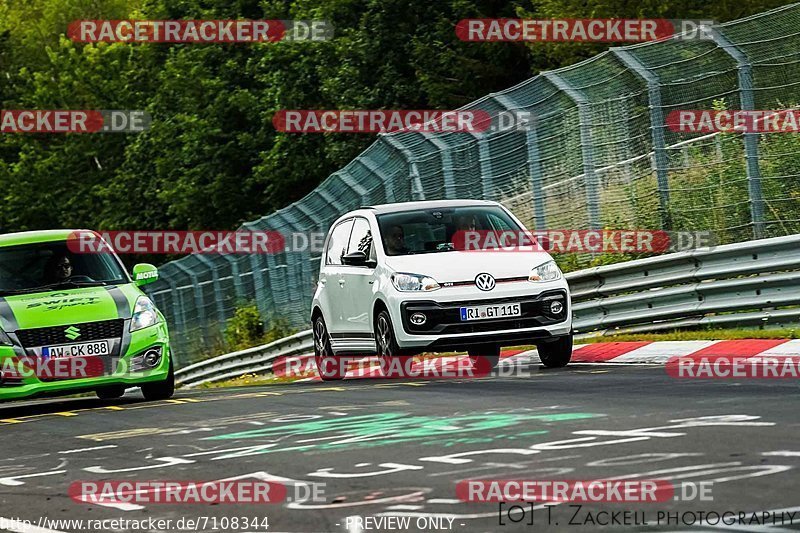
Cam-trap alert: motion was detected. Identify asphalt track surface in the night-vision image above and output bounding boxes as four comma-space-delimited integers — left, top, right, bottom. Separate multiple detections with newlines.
0, 358, 799, 533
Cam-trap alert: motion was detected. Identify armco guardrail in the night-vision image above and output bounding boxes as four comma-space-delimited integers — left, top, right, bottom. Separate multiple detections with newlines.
176, 234, 800, 388
569, 234, 800, 333
175, 330, 313, 388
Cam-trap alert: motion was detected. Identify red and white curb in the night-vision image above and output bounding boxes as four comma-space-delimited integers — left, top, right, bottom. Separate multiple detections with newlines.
271, 339, 800, 382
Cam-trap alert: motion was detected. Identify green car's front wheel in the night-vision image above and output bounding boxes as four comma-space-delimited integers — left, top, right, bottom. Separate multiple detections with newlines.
141, 359, 175, 400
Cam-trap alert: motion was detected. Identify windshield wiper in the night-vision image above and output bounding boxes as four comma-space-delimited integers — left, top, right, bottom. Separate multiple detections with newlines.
42, 280, 108, 290
0, 280, 108, 297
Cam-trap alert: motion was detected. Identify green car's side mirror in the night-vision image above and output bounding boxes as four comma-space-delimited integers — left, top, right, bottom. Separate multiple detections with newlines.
132, 263, 159, 286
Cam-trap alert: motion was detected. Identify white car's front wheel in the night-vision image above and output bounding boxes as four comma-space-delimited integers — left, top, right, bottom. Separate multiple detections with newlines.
376, 310, 405, 376
313, 316, 344, 381
537, 334, 573, 368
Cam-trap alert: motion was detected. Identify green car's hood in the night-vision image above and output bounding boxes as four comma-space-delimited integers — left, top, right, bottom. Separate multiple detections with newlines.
1, 284, 138, 330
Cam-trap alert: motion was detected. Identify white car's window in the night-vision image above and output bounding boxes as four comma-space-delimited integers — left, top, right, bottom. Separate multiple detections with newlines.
377, 206, 521, 256
325, 219, 354, 265
347, 217, 373, 257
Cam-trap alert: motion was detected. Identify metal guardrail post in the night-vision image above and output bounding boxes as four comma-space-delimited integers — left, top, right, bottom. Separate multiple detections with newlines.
543, 72, 601, 230
610, 48, 672, 230
708, 27, 765, 239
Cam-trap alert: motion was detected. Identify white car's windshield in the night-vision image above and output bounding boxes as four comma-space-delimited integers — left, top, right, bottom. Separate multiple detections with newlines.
377, 206, 523, 256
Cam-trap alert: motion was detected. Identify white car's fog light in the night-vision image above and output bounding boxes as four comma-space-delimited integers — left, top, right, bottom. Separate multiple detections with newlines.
550, 301, 564, 314
410, 312, 427, 325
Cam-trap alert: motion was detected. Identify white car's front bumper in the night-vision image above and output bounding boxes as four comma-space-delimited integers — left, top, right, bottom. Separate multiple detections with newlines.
384, 279, 572, 350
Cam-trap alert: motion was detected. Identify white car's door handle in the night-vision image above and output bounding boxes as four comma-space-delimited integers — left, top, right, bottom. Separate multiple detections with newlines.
338, 279, 346, 286
319, 279, 326, 285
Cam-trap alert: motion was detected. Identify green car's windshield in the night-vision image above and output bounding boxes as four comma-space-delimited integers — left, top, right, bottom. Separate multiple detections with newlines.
0, 241, 128, 296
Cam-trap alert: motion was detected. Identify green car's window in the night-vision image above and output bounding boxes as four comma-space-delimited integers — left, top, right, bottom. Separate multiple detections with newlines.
0, 241, 128, 296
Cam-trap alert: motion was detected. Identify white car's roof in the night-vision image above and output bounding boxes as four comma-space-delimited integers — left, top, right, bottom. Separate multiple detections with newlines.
361, 199, 499, 215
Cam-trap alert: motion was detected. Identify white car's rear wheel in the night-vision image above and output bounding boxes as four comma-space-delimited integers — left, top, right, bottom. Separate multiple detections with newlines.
313, 316, 344, 381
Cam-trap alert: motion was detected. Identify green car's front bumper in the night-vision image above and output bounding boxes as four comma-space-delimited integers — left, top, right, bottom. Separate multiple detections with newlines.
0, 321, 171, 401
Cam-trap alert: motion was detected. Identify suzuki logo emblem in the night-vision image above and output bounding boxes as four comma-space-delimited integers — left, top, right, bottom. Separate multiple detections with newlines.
475, 273, 496, 291
64, 326, 81, 340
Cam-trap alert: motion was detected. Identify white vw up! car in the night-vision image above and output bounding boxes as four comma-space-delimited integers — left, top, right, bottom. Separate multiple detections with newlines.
310, 200, 572, 380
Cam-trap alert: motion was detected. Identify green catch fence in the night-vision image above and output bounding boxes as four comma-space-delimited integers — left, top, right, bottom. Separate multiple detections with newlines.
145, 4, 800, 365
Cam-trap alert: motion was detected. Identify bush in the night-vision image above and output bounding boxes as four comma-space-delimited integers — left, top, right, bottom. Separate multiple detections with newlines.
225, 304, 264, 351
224, 303, 298, 351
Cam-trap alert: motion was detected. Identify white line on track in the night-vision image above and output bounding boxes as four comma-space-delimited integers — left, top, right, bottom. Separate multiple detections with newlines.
58, 445, 117, 454
762, 451, 800, 457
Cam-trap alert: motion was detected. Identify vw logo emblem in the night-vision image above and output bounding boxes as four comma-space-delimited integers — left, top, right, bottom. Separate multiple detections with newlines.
475, 273, 495, 291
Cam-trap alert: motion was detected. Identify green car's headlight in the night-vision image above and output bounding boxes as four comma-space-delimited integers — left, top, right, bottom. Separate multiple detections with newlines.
0, 329, 12, 346
130, 296, 159, 331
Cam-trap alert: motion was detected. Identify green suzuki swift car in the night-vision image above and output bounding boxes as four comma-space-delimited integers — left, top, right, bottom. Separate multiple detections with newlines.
0, 230, 173, 401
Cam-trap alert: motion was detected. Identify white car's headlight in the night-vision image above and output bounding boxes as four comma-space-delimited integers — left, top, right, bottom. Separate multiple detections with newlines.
130, 296, 160, 331
529, 260, 562, 282
392, 273, 441, 292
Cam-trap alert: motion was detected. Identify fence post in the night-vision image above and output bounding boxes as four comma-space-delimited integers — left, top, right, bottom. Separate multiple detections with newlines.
162, 277, 186, 366
220, 254, 245, 302
419, 132, 456, 197
610, 48, 672, 230
281, 206, 316, 323
708, 26, 765, 239
493, 93, 546, 229
357, 156, 397, 203
542, 71, 601, 230
195, 255, 228, 339
475, 136, 494, 200
382, 135, 426, 200
338, 170, 370, 205
172, 262, 206, 348
242, 220, 274, 322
